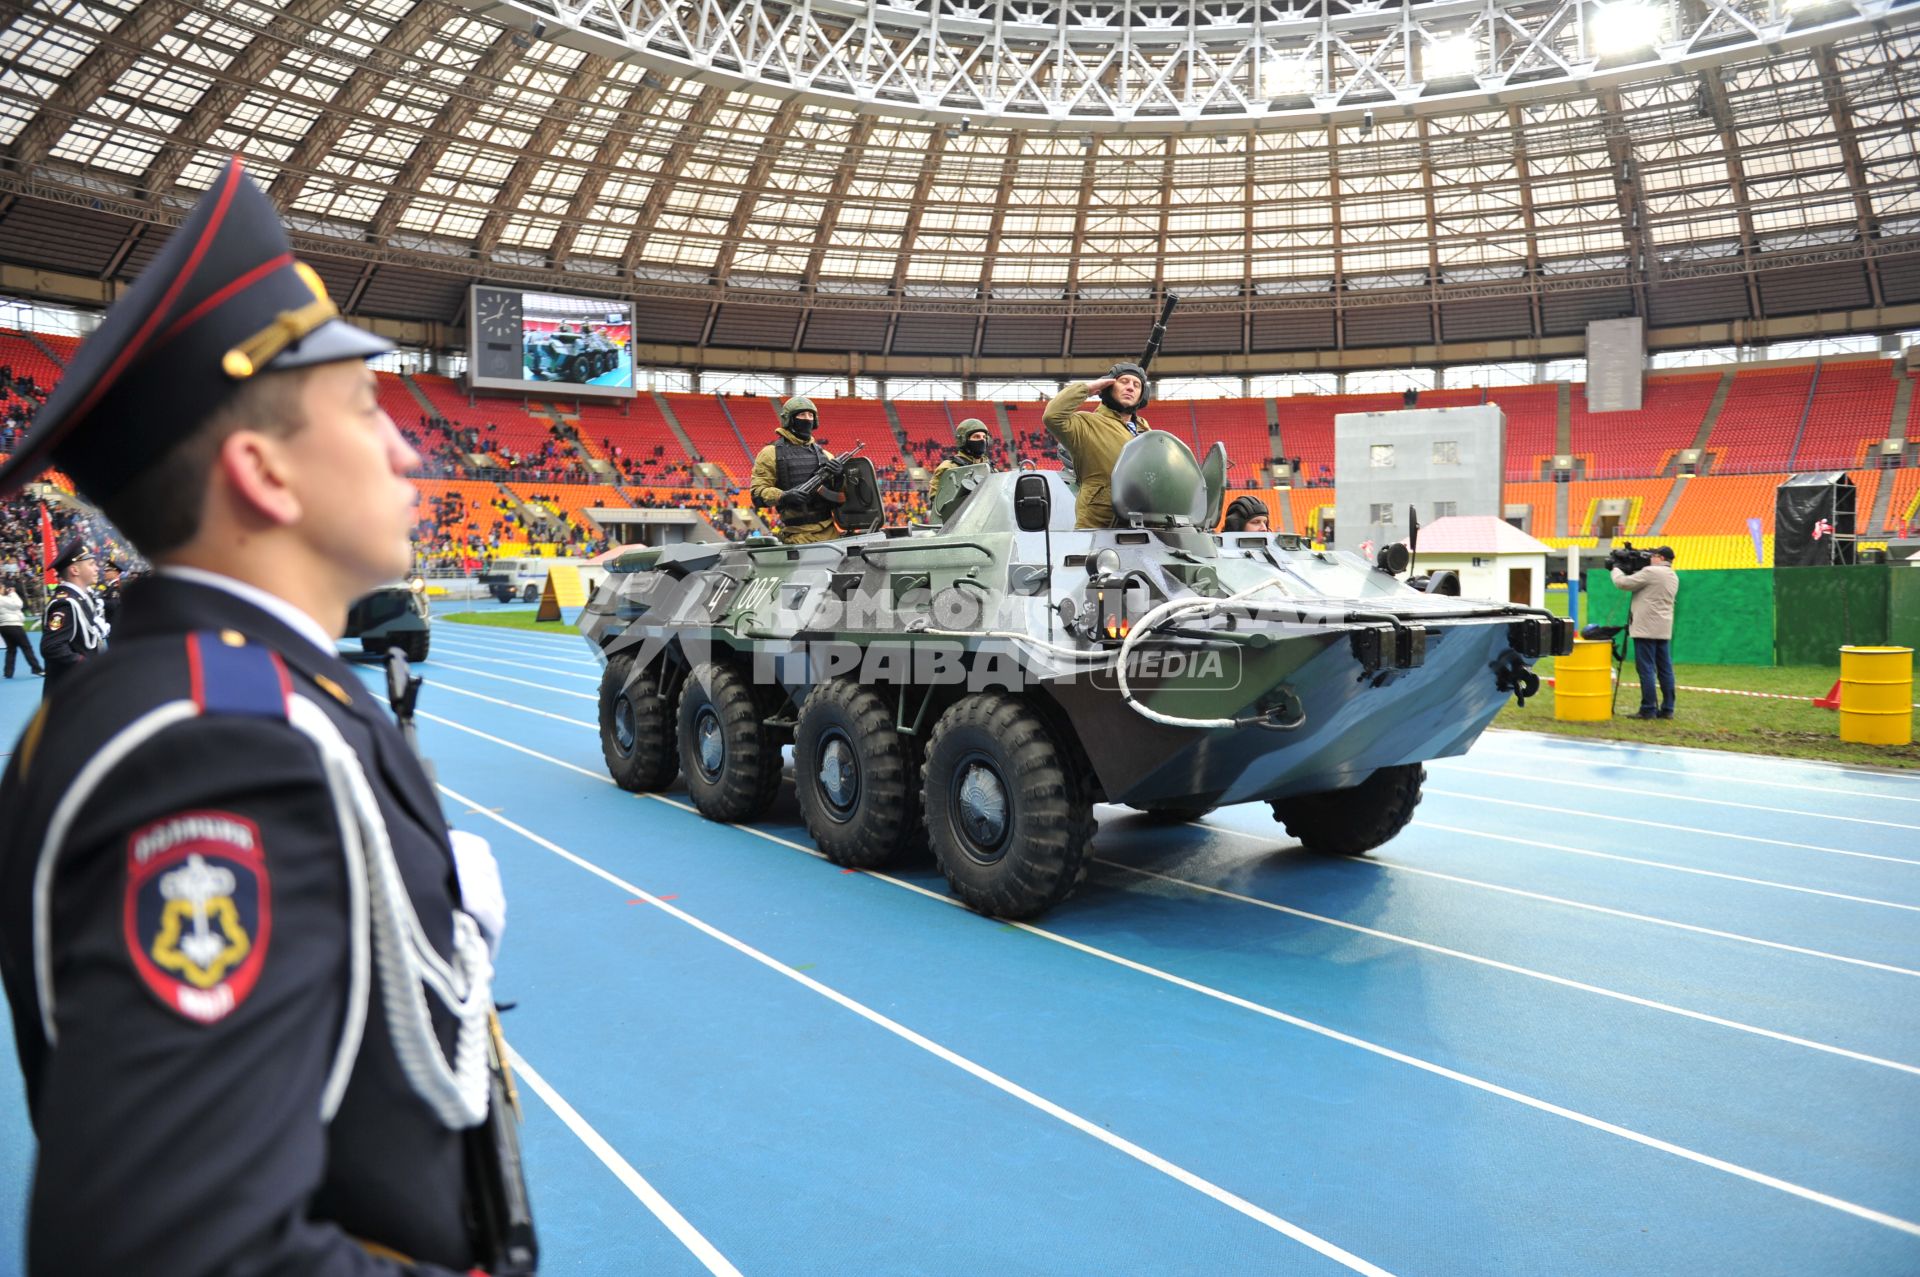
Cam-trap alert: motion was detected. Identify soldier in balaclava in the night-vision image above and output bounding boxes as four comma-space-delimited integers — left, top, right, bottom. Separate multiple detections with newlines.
1041, 361, 1153, 529
750, 395, 843, 544
930, 417, 997, 490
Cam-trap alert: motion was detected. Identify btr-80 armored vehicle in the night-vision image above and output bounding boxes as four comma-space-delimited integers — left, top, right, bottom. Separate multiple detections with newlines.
580, 432, 1570, 919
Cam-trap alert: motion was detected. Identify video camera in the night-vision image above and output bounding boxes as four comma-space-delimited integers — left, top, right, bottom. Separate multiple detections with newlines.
1605, 541, 1653, 575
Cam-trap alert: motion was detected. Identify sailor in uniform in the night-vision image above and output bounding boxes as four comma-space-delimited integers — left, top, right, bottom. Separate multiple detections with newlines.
39, 536, 107, 695
0, 159, 535, 1275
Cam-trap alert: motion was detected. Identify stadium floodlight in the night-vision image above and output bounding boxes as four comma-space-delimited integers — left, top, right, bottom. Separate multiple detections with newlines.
1589, 1, 1665, 56
1424, 34, 1480, 81
1261, 55, 1318, 98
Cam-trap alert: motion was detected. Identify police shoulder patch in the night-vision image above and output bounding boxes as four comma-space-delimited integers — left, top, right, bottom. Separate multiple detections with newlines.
123, 811, 271, 1025
47, 611, 64, 632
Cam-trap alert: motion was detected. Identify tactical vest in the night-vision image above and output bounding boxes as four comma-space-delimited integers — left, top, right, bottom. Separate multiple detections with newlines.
775, 437, 831, 520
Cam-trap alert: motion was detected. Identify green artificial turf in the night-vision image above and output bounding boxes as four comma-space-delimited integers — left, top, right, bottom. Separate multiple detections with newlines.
440, 610, 580, 633
1496, 657, 1920, 769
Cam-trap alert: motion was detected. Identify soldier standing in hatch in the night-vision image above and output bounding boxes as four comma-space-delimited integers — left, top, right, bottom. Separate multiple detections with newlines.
750, 395, 843, 545
929, 417, 997, 489
1042, 362, 1155, 529
39, 536, 106, 697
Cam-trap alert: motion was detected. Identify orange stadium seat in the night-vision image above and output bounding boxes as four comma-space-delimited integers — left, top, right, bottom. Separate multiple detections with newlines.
1706, 367, 1815, 473
1794, 360, 1899, 471
1569, 372, 1719, 477
664, 393, 756, 482
1487, 386, 1559, 481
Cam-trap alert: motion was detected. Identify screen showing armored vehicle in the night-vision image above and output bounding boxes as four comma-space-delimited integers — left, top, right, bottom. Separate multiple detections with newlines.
468, 284, 634, 396
343, 577, 430, 662
579, 434, 1571, 920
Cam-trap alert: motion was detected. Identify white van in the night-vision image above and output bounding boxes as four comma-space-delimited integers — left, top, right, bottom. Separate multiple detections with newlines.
477, 556, 585, 603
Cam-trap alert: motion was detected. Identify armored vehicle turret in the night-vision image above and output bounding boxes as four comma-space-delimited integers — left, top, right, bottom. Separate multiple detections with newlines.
580, 434, 1570, 919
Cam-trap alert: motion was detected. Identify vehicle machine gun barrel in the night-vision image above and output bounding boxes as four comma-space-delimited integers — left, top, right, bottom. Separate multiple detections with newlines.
1139, 291, 1179, 372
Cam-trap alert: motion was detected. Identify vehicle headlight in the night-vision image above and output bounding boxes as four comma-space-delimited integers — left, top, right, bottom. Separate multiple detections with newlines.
409, 577, 426, 594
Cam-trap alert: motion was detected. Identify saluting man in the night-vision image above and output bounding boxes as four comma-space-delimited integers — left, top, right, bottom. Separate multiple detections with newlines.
1042, 362, 1156, 529
0, 159, 533, 1275
38, 535, 107, 696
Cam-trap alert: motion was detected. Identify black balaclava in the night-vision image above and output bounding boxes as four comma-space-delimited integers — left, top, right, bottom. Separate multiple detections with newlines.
962, 435, 990, 458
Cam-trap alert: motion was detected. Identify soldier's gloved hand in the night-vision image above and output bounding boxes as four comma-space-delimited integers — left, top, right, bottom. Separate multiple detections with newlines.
776, 490, 809, 516
449, 829, 506, 960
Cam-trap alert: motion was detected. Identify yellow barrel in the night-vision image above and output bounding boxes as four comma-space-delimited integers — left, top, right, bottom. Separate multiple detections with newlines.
1838, 646, 1914, 746
1555, 637, 1616, 722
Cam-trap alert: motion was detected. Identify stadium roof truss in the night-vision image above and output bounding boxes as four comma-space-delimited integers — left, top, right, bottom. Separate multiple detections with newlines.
0, 0, 1917, 367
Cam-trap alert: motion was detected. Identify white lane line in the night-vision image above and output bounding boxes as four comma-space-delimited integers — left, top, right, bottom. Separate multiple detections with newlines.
403, 685, 1920, 968
504, 1045, 743, 1276
1412, 818, 1920, 914
1096, 859, 1920, 1076
432, 633, 600, 665
421, 648, 600, 682
1190, 820, 1920, 979
439, 619, 584, 643
1482, 728, 1920, 786
429, 662, 598, 701
443, 784, 1396, 1276
1423, 788, 1920, 869
426, 711, 1920, 1240
1452, 767, 1920, 833
1454, 745, 1920, 806
431, 682, 600, 728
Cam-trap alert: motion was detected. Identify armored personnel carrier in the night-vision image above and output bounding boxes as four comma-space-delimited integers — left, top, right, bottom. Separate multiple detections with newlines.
579, 433, 1570, 919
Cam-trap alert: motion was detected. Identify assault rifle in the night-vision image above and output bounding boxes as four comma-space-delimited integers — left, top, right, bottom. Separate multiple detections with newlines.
780, 440, 867, 514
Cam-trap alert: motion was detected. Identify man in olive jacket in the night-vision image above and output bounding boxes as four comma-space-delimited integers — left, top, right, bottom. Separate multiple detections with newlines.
749, 395, 841, 545
1042, 363, 1154, 529
1612, 545, 1679, 719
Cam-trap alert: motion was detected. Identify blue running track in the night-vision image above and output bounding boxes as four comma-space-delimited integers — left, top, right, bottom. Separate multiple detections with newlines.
1, 615, 1916, 1275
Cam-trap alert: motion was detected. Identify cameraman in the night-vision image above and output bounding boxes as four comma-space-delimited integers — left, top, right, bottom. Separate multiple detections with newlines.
1611, 545, 1679, 719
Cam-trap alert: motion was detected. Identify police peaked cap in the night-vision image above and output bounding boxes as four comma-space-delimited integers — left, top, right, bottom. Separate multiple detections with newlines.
49, 535, 93, 574
0, 157, 393, 504
954, 417, 990, 446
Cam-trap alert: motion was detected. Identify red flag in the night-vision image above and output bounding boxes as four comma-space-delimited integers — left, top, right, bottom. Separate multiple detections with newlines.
39, 503, 55, 587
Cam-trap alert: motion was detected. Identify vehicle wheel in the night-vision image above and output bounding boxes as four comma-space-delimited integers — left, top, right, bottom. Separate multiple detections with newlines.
522, 583, 539, 603
922, 693, 1096, 919
678, 661, 782, 822
358, 637, 390, 656
795, 680, 922, 869
1126, 802, 1211, 824
397, 630, 430, 663
1270, 763, 1425, 856
599, 652, 677, 792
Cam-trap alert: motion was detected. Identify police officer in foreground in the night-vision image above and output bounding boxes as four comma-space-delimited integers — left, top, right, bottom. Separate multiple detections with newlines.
930, 417, 997, 489
1042, 362, 1154, 529
1221, 495, 1271, 533
749, 395, 842, 544
39, 535, 107, 695
0, 159, 532, 1275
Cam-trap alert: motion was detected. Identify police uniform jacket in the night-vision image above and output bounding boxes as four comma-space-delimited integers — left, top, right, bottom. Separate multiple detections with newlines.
1041, 381, 1155, 529
39, 580, 106, 685
0, 573, 490, 1276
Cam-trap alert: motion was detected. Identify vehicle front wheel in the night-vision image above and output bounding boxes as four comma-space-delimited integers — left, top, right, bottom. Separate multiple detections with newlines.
678, 661, 782, 822
600, 652, 678, 792
522, 583, 539, 603
922, 693, 1095, 919
795, 680, 922, 868
1270, 763, 1425, 856
396, 630, 429, 663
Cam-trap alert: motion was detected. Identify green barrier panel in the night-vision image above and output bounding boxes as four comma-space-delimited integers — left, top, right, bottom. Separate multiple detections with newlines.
1889, 570, 1920, 665
1774, 566, 1891, 666
1583, 567, 1775, 666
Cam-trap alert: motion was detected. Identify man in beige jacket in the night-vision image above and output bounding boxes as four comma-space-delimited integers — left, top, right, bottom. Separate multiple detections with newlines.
1612, 545, 1679, 719
1042, 363, 1153, 529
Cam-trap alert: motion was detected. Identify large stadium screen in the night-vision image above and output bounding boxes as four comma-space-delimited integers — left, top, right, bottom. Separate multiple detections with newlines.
467, 284, 637, 398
